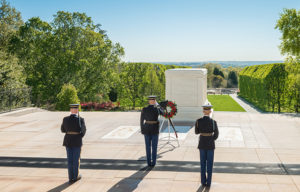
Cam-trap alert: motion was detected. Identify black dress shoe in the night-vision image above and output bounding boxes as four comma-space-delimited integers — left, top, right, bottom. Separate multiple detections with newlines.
74, 174, 82, 182
69, 180, 74, 184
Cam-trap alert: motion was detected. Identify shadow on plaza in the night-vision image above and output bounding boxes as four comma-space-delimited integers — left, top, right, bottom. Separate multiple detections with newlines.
138, 140, 177, 161
197, 185, 211, 192
278, 112, 300, 118
47, 181, 71, 192
107, 166, 152, 192
1, 156, 300, 175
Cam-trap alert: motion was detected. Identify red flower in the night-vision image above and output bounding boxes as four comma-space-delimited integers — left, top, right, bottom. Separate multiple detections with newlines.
162, 101, 177, 118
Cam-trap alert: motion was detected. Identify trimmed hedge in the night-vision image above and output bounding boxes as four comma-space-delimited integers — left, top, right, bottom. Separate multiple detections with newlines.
239, 63, 294, 112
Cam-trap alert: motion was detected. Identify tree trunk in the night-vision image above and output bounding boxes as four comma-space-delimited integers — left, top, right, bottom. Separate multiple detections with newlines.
277, 80, 281, 113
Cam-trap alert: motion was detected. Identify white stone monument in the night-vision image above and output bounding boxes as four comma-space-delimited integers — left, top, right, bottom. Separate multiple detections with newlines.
165, 68, 207, 121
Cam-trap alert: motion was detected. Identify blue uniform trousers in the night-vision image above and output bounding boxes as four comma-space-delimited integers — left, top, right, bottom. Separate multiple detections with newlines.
200, 149, 214, 186
144, 134, 158, 166
66, 147, 81, 181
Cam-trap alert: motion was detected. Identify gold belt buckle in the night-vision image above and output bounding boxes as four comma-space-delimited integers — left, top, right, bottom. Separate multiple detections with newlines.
200, 133, 213, 136
67, 131, 80, 135
145, 121, 158, 124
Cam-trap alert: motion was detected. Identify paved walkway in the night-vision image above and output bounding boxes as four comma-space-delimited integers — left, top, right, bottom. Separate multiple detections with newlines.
230, 94, 261, 113
0, 110, 300, 191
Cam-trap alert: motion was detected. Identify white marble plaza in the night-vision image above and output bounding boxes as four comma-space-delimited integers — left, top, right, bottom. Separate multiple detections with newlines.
102, 126, 140, 139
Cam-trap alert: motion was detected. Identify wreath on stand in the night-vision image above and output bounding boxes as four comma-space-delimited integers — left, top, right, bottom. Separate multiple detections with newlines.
159, 100, 178, 139
162, 101, 178, 118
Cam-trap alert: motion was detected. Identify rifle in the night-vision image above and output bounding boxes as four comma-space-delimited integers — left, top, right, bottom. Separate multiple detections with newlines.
78, 110, 82, 133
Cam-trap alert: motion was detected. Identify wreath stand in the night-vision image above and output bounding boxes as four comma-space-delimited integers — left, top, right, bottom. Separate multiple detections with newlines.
159, 117, 180, 147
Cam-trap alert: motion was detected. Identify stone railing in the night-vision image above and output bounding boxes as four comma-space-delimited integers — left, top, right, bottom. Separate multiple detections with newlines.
207, 88, 239, 95
0, 88, 32, 113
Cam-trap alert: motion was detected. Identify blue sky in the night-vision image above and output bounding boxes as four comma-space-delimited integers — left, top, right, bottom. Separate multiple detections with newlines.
9, 0, 300, 62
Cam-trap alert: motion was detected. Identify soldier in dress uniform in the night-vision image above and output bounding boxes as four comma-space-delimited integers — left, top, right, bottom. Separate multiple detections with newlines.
61, 104, 86, 183
195, 103, 219, 188
140, 95, 164, 167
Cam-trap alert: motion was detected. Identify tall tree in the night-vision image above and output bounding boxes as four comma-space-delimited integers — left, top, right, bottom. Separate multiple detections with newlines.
116, 63, 183, 108
118, 63, 150, 109
275, 9, 300, 60
145, 64, 165, 99
12, 11, 124, 105
213, 67, 224, 78
212, 75, 224, 88
0, 0, 23, 51
0, 50, 26, 90
11, 17, 54, 104
0, 0, 26, 91
276, 8, 300, 112
227, 71, 238, 88
267, 64, 288, 113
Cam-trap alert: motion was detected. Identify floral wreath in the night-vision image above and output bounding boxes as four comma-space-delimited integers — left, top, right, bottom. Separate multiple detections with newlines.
163, 101, 178, 118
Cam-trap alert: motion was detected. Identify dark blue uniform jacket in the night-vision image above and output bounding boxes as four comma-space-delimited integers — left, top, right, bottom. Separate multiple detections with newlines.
61, 114, 86, 147
195, 116, 219, 150
140, 105, 163, 135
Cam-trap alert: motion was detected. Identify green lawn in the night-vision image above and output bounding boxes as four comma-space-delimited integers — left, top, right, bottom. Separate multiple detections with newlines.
207, 95, 246, 112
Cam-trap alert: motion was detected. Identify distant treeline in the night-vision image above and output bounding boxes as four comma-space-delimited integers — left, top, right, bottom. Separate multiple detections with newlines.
199, 63, 241, 88
157, 61, 284, 68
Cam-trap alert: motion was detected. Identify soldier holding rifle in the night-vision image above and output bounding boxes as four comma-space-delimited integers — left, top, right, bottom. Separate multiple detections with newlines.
61, 104, 86, 183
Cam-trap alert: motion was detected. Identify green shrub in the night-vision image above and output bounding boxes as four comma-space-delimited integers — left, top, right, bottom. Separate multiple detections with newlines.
56, 84, 80, 111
